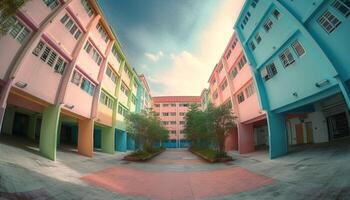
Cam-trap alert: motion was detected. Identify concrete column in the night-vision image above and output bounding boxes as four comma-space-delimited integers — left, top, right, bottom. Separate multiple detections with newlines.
1, 106, 15, 135
237, 123, 255, 154
336, 77, 350, 110
28, 114, 38, 141
77, 119, 94, 157
115, 130, 127, 152
0, 81, 12, 134
39, 105, 61, 161
101, 126, 115, 154
56, 121, 62, 147
267, 111, 288, 159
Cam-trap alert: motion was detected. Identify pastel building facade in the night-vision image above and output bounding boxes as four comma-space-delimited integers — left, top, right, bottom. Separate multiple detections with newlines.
0, 0, 148, 160
235, 0, 350, 158
207, 32, 268, 153
153, 96, 201, 148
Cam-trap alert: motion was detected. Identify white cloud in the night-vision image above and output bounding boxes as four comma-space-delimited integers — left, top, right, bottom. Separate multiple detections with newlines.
145, 51, 164, 62
152, 0, 245, 96
141, 64, 148, 70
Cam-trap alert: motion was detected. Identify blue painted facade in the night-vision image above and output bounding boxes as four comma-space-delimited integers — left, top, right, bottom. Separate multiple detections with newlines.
235, 0, 350, 158
126, 133, 136, 150
115, 129, 127, 152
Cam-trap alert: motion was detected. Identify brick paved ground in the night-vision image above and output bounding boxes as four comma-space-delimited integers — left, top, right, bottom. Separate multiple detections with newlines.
0, 136, 350, 200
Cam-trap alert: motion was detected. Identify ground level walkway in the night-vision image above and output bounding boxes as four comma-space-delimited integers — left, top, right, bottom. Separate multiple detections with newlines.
0, 136, 350, 199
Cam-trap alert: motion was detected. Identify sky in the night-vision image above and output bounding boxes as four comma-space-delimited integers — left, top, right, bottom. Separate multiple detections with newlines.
98, 0, 246, 96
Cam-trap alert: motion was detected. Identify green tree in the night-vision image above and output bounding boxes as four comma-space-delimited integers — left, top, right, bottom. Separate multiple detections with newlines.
206, 103, 236, 153
126, 110, 168, 151
0, 0, 29, 36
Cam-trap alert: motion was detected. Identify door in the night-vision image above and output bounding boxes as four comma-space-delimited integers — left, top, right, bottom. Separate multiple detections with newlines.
327, 112, 349, 139
12, 113, 30, 136
305, 122, 313, 144
295, 123, 304, 144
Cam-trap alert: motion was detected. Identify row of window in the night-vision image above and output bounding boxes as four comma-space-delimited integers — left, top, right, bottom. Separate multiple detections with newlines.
111, 44, 122, 63
123, 66, 133, 80
81, 0, 94, 17
237, 83, 256, 104
6, 17, 30, 44
318, 0, 349, 34
60, 13, 82, 40
120, 83, 129, 96
162, 121, 186, 125
250, 9, 280, 51
118, 104, 128, 117
71, 70, 96, 96
220, 80, 228, 91
32, 41, 67, 74
261, 40, 305, 81
83, 41, 103, 66
169, 130, 185, 134
43, 0, 60, 10
96, 23, 109, 43
100, 91, 113, 109
240, 0, 259, 30
154, 103, 190, 107
131, 95, 136, 105
229, 55, 247, 80
160, 112, 186, 116
105, 65, 118, 83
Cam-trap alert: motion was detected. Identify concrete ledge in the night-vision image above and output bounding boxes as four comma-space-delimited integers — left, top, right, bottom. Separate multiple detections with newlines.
124, 148, 165, 162
189, 148, 233, 163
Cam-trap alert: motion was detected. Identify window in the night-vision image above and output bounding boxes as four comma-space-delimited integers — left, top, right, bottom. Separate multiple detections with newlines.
163, 112, 169, 116
8, 17, 30, 44
81, 0, 94, 17
162, 121, 169, 125
238, 56, 247, 70
230, 68, 238, 80
60, 13, 82, 40
170, 130, 176, 134
221, 80, 228, 91
332, 0, 350, 17
163, 104, 169, 107
255, 32, 262, 44
251, 0, 259, 8
245, 84, 255, 98
155, 104, 160, 107
179, 112, 185, 116
180, 121, 185, 125
180, 130, 185, 134
71, 71, 82, 85
231, 38, 238, 49
112, 44, 122, 63
226, 50, 232, 59
84, 41, 103, 66
80, 78, 95, 96
279, 49, 295, 67
261, 62, 278, 81
118, 104, 128, 117
71, 70, 95, 96
32, 41, 67, 75
170, 121, 176, 125
96, 23, 109, 43
43, 0, 60, 10
106, 65, 117, 83
213, 92, 218, 99
263, 18, 273, 32
100, 91, 113, 109
273, 9, 281, 19
131, 95, 136, 105
170, 112, 176, 116
179, 103, 189, 107
171, 103, 176, 107
237, 92, 245, 104
292, 40, 305, 57
120, 84, 128, 96
318, 10, 341, 33
250, 41, 256, 51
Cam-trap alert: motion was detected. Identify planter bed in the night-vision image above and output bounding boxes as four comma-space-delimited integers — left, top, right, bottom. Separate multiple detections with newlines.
189, 148, 233, 163
124, 148, 165, 162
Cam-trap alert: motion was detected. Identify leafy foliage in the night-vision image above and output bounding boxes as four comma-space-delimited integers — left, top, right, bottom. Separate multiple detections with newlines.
184, 103, 236, 153
0, 0, 29, 36
126, 110, 168, 151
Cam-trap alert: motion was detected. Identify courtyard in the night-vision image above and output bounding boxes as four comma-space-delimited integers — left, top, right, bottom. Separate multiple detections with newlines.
0, 136, 349, 200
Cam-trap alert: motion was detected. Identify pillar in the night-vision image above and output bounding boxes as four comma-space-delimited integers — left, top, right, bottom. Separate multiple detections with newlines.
78, 119, 94, 157
0, 81, 12, 134
101, 127, 115, 154
115, 130, 127, 152
267, 111, 288, 159
39, 105, 61, 161
28, 114, 38, 140
336, 77, 350, 110
56, 121, 62, 147
1, 106, 15, 135
237, 123, 255, 154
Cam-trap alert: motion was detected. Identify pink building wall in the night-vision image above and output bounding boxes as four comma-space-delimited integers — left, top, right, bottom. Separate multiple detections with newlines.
153, 96, 201, 144
207, 32, 267, 153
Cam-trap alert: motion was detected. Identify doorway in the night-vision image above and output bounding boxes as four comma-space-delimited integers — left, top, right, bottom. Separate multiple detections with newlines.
327, 112, 350, 139
295, 123, 304, 144
12, 113, 30, 137
305, 122, 313, 144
